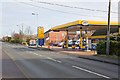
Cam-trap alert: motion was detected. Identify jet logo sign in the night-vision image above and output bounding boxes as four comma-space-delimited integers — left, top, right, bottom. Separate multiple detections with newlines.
38, 26, 44, 39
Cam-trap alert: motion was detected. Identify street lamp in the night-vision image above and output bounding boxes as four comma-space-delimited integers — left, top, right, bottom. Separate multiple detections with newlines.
32, 12, 39, 27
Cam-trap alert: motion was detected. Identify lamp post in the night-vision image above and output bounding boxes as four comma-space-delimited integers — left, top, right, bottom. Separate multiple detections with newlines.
32, 12, 39, 27
32, 12, 39, 47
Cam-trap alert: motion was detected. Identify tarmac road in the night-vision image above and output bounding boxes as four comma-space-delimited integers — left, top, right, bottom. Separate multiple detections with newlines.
2, 42, 119, 79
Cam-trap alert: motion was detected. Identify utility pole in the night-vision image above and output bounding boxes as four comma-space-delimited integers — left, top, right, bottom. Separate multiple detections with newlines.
106, 0, 111, 55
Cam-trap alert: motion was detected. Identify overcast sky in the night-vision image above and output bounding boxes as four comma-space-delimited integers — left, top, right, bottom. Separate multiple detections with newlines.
0, 0, 119, 38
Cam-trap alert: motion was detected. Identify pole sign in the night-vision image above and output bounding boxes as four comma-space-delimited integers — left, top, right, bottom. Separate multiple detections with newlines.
81, 20, 88, 26
37, 26, 44, 39
37, 26, 44, 46
38, 39, 44, 46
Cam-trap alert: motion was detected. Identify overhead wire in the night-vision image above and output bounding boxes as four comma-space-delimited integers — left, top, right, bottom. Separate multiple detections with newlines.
17, 2, 118, 19
34, 1, 118, 14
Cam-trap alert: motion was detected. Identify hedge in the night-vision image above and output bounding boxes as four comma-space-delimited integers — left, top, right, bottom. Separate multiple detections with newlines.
96, 41, 106, 55
96, 34, 120, 56
10, 38, 23, 44
96, 41, 120, 56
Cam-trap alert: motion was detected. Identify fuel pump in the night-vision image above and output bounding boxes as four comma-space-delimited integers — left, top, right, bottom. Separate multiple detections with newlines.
72, 38, 75, 49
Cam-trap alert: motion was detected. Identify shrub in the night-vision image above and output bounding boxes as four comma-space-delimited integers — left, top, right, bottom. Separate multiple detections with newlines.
10, 39, 15, 43
96, 34, 120, 56
15, 38, 23, 43
26, 38, 31, 45
96, 41, 106, 55
110, 41, 120, 56
10, 38, 23, 44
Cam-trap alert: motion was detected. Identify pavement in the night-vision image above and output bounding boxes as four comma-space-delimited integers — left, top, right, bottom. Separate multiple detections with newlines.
2, 42, 119, 79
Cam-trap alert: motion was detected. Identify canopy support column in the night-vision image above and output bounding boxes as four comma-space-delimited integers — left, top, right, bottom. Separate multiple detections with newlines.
85, 29, 89, 51
79, 27, 83, 49
66, 30, 68, 48
118, 26, 120, 34
65, 30, 68, 48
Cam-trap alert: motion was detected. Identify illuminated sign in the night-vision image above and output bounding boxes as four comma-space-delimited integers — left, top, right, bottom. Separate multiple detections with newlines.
82, 20, 88, 26
38, 26, 44, 39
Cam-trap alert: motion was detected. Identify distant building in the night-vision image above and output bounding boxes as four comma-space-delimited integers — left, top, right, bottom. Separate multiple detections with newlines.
44, 30, 83, 45
44, 30, 67, 45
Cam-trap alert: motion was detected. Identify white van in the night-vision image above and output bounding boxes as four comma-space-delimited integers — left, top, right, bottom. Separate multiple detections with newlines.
29, 39, 36, 46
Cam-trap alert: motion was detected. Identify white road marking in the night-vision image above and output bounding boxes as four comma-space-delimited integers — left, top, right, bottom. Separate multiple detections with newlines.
27, 51, 62, 63
38, 54, 42, 56
33, 53, 38, 55
3, 46, 111, 78
29, 52, 42, 57
56, 60, 62, 63
72, 65, 110, 79
46, 57, 62, 63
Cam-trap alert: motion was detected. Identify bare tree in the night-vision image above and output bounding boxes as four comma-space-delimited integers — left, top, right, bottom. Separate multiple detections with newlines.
24, 26, 33, 35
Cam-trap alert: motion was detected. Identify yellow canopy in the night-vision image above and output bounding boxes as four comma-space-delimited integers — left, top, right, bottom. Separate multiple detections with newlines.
51, 20, 118, 31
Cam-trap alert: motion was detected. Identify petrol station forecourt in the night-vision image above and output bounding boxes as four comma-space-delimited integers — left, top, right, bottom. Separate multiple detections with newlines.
48, 20, 119, 51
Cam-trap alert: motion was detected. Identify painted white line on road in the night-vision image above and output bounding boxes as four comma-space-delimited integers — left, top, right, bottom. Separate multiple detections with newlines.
38, 54, 42, 56
35, 53, 38, 55
46, 57, 62, 63
72, 65, 110, 79
33, 53, 42, 57
27, 51, 62, 63
27, 51, 42, 56
56, 60, 62, 63
26, 51, 33, 54
33, 53, 38, 55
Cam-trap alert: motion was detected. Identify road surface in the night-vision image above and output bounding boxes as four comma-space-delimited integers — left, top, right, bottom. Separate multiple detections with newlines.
1, 42, 119, 79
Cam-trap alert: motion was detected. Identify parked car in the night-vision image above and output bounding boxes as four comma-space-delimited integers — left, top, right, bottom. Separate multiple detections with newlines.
58, 40, 76, 47
29, 39, 36, 46
58, 42, 64, 47
68, 40, 72, 47
68, 40, 76, 47
54, 42, 60, 46
75, 40, 80, 46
